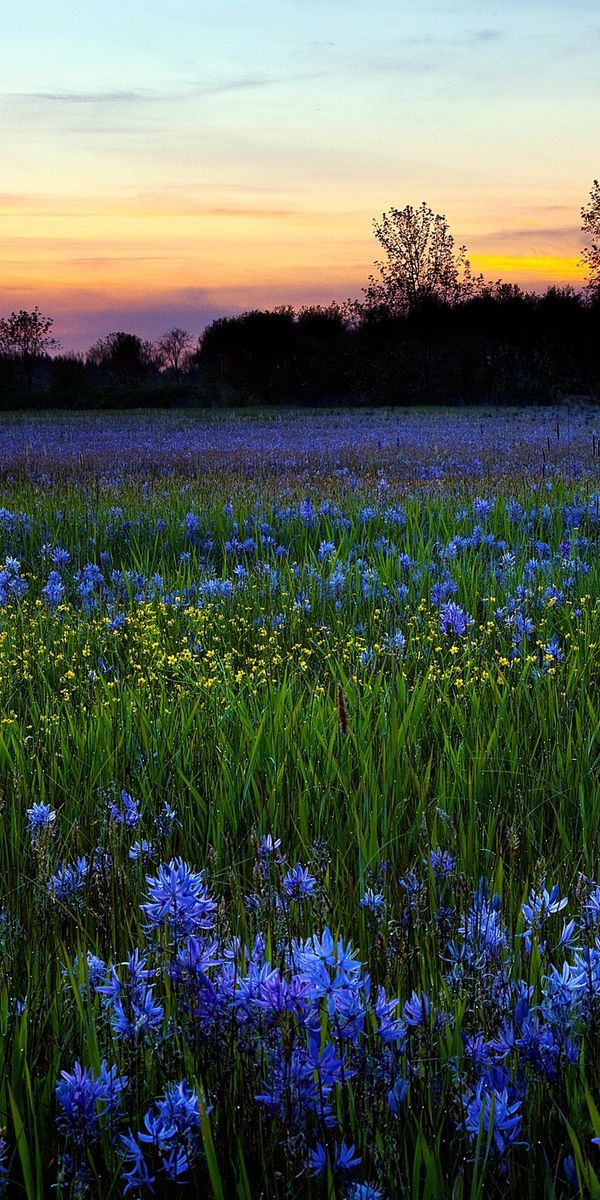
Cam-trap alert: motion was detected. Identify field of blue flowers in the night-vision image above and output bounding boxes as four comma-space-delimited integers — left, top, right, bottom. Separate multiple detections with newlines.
0, 406, 599, 1199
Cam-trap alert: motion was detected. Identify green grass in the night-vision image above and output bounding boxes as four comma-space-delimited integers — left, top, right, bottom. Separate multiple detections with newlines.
0, 460, 597, 1197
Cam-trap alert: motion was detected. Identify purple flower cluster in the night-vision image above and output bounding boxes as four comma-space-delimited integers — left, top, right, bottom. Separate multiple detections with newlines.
141, 858, 217, 940
44, 832, 600, 1197
108, 789, 140, 829
56, 1060, 127, 1148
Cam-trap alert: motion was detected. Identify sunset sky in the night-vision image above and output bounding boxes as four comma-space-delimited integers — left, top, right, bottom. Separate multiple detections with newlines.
1, 0, 598, 350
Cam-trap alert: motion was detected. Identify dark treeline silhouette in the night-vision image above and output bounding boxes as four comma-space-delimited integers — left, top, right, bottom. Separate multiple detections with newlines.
193, 287, 600, 407
0, 287, 597, 410
1, 186, 599, 409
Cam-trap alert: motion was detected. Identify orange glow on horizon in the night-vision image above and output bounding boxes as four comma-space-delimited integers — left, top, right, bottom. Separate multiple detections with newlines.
0, 202, 369, 307
470, 254, 585, 287
0, 200, 589, 349
1, 243, 586, 294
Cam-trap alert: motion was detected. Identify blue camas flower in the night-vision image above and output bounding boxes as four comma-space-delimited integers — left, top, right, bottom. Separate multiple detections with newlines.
439, 600, 473, 637
120, 1132, 156, 1196
463, 1082, 524, 1154
345, 1184, 385, 1200
282, 864, 317, 902
403, 989, 431, 1028
26, 801, 56, 842
257, 833, 282, 863
142, 858, 217, 939
427, 848, 455, 879
521, 884, 568, 954
55, 1062, 107, 1147
47, 857, 89, 904
42, 570, 65, 609
0, 1137, 8, 1197
308, 1139, 362, 1179
97, 950, 164, 1044
382, 629, 406, 654
109, 789, 140, 829
359, 888, 386, 912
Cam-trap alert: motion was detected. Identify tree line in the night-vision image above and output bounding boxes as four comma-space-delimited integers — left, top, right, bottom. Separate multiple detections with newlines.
1, 181, 599, 409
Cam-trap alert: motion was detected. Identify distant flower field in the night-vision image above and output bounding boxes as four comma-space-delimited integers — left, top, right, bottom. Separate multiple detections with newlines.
1, 404, 599, 484
0, 406, 599, 1198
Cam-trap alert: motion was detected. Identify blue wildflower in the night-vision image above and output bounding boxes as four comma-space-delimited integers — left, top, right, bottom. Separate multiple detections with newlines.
359, 888, 385, 912
198, 578, 233, 602
299, 497, 316, 526
282, 864, 317, 902
85, 952, 107, 990
129, 839, 155, 861
257, 833, 283, 862
42, 570, 65, 609
120, 1131, 156, 1195
74, 563, 104, 612
98, 952, 164, 1044
48, 857, 89, 904
98, 1060, 128, 1116
184, 512, 201, 542
26, 801, 56, 842
431, 577, 458, 605
155, 801, 179, 839
463, 1082, 524, 1154
562, 1154, 578, 1189
344, 1185, 384, 1200
55, 1061, 106, 1147
308, 1139, 361, 1179
473, 496, 495, 519
387, 1076, 409, 1114
382, 629, 406, 654
0, 556, 27, 605
439, 601, 473, 637
521, 884, 568, 954
427, 848, 455, 879
109, 789, 141, 829
142, 858, 217, 939
403, 990, 431, 1028
454, 883, 507, 967
543, 634, 564, 663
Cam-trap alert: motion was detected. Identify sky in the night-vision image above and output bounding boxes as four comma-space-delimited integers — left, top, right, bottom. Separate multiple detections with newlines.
0, 0, 598, 351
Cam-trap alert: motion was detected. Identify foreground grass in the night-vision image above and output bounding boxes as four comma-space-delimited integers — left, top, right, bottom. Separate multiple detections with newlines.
0, 459, 598, 1198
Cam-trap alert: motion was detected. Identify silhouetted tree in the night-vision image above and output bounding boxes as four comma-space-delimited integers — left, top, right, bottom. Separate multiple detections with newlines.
581, 179, 600, 299
0, 306, 58, 395
51, 353, 88, 407
200, 308, 296, 402
294, 304, 351, 401
156, 327, 193, 380
295, 303, 347, 339
365, 202, 480, 315
87, 331, 158, 386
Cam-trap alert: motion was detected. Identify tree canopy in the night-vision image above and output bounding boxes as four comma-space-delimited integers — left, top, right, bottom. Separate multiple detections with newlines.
581, 179, 600, 298
0, 307, 58, 394
365, 202, 480, 315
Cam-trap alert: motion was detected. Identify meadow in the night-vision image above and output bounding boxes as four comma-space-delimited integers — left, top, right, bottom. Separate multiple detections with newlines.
0, 406, 599, 1199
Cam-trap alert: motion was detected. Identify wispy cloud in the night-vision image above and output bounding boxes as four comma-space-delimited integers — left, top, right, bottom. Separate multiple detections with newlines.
475, 225, 580, 251
192, 71, 326, 95
3, 89, 152, 104
66, 256, 178, 267
3, 69, 328, 108
472, 28, 502, 42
